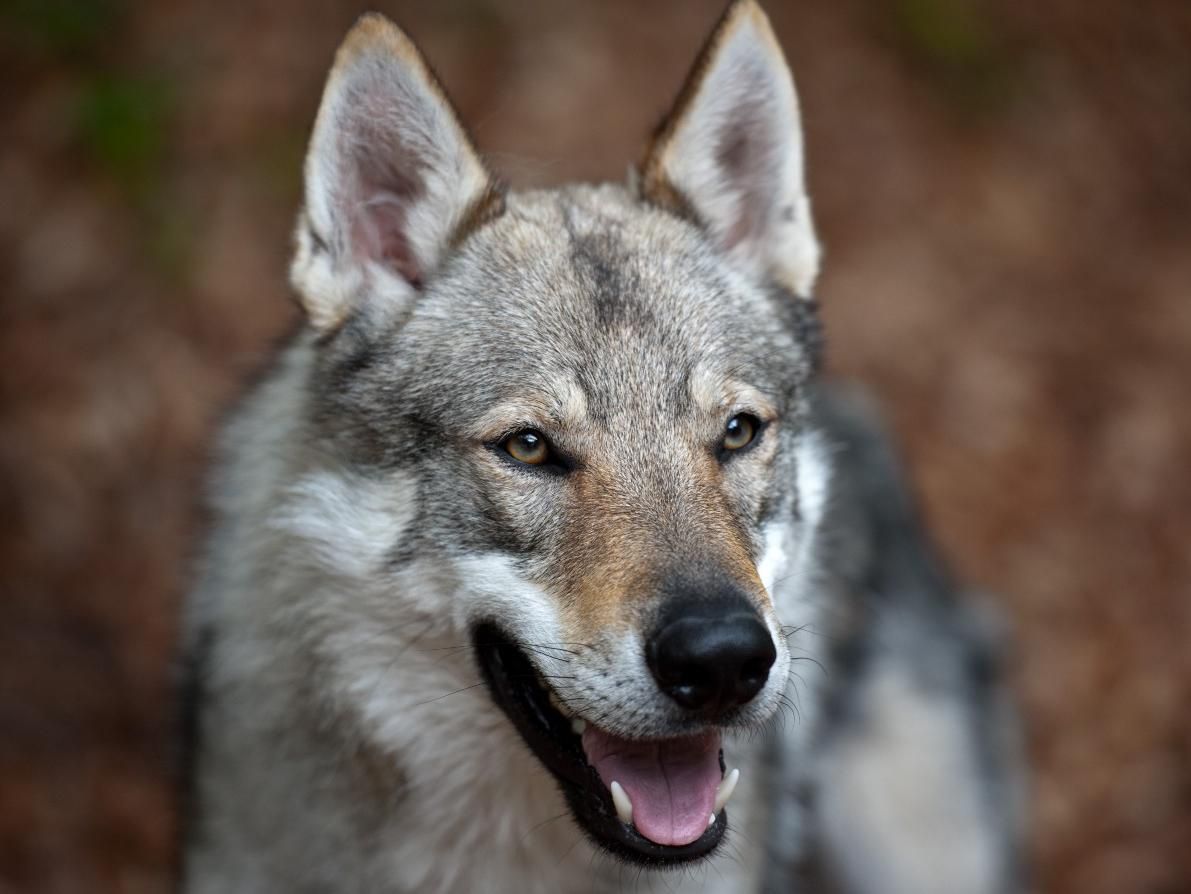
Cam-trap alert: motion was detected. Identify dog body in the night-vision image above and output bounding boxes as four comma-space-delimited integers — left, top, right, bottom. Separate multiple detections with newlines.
183, 5, 1023, 892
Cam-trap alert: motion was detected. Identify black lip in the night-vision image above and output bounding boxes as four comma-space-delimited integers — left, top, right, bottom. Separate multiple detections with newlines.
471, 622, 727, 867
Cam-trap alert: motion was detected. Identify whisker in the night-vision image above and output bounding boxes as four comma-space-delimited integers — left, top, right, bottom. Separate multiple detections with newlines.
519, 811, 569, 845
411, 681, 487, 706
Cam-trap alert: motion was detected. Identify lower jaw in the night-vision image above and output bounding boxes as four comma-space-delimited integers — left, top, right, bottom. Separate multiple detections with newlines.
471, 623, 733, 866
564, 787, 728, 866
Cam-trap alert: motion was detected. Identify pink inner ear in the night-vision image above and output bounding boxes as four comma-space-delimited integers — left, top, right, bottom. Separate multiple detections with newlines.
713, 92, 783, 252
340, 101, 430, 287
353, 192, 422, 286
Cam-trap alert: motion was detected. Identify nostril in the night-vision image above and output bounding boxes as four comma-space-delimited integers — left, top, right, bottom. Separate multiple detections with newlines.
742, 655, 773, 684
736, 655, 772, 702
651, 655, 716, 709
669, 681, 710, 710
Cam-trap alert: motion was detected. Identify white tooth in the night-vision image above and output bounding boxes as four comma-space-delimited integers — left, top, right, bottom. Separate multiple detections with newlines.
610, 781, 633, 825
713, 768, 740, 813
708, 812, 716, 829
571, 717, 587, 735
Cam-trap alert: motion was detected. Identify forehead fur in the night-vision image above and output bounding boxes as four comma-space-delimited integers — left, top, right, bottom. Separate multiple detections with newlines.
387, 183, 812, 425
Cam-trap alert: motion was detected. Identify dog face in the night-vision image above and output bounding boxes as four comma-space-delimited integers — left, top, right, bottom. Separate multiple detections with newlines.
289, 0, 826, 865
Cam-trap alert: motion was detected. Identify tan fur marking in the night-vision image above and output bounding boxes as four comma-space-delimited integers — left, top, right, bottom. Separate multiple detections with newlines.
555, 378, 590, 425
689, 364, 726, 416
727, 383, 779, 422
451, 181, 508, 247
467, 379, 590, 442
330, 14, 452, 109
556, 451, 771, 644
560, 466, 653, 635
690, 364, 780, 422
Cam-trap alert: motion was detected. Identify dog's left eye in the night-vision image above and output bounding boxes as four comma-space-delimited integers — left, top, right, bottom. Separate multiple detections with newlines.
721, 414, 761, 453
502, 429, 551, 466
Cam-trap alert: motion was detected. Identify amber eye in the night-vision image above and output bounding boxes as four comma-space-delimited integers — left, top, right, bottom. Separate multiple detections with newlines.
502, 429, 550, 465
722, 414, 760, 452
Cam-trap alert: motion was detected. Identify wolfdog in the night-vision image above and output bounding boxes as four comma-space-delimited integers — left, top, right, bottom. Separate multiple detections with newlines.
182, 2, 1025, 891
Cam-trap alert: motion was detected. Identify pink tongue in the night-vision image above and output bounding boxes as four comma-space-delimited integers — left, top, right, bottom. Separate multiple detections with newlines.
581, 725, 722, 847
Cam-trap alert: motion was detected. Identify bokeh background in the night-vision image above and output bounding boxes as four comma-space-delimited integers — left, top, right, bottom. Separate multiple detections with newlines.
1, 1, 1188, 891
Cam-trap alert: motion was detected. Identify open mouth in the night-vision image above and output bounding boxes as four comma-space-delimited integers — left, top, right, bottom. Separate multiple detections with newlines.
472, 623, 739, 866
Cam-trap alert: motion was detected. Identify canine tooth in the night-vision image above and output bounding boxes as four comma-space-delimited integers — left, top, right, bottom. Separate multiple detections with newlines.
713, 768, 740, 813
708, 812, 716, 829
570, 717, 587, 735
610, 781, 633, 825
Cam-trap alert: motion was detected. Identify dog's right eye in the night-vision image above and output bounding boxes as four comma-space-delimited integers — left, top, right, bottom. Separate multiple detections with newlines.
501, 430, 551, 466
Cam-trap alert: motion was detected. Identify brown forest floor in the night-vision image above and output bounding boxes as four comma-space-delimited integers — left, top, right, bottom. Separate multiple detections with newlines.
1, 1, 1189, 892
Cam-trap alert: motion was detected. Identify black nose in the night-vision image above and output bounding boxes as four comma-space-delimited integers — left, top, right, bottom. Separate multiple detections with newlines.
646, 597, 777, 717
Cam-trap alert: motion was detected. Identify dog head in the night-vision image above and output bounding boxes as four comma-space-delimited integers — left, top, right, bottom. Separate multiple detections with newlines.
288, 0, 828, 866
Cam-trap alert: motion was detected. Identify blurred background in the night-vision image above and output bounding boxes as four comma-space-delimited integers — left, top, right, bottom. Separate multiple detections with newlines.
1, 0, 1188, 891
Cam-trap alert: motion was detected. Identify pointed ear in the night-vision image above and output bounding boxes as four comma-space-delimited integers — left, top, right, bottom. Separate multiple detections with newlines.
290, 14, 501, 332
640, 0, 820, 297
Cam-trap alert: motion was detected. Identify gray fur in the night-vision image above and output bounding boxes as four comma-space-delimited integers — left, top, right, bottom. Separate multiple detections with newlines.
764, 387, 1029, 893
183, 7, 1025, 893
